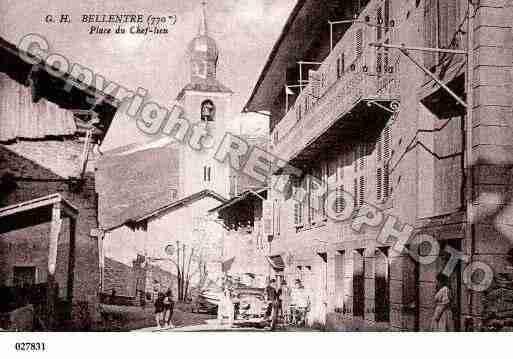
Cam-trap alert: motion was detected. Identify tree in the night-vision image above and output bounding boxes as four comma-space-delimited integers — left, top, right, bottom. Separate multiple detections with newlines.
166, 214, 223, 301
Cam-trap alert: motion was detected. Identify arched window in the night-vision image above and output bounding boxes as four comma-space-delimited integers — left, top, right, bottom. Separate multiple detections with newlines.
201, 99, 215, 122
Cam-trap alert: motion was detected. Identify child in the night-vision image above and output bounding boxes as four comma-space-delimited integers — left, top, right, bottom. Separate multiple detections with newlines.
154, 292, 165, 329
163, 289, 175, 328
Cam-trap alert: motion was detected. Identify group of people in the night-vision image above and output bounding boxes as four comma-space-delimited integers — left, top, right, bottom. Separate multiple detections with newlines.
216, 273, 454, 331
264, 278, 311, 330
154, 289, 175, 329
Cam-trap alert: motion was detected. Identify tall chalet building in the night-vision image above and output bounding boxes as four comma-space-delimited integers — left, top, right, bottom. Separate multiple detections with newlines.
244, 0, 513, 331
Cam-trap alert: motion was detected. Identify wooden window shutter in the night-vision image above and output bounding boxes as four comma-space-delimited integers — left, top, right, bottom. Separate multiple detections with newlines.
384, 39, 390, 72
359, 175, 365, 206
376, 51, 382, 73
336, 184, 345, 214
355, 28, 363, 58
353, 178, 358, 207
294, 201, 300, 225
384, 164, 390, 199
384, 127, 391, 160
377, 167, 382, 201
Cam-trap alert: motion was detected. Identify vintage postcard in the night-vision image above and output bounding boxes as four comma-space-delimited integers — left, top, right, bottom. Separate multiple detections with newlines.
0, 0, 512, 348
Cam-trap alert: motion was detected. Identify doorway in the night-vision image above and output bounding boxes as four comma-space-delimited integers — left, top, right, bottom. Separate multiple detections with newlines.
375, 248, 390, 322
353, 249, 365, 317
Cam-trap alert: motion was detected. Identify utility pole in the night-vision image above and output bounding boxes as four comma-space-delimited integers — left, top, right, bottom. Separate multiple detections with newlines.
465, 0, 475, 330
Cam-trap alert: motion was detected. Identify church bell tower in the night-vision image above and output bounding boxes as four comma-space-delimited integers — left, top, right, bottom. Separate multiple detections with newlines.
176, 2, 233, 198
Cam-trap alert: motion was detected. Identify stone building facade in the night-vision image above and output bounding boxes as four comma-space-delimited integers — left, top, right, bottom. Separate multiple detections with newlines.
0, 36, 117, 329
243, 0, 513, 330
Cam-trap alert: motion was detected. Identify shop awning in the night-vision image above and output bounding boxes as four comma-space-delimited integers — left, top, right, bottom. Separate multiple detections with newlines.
267, 255, 285, 271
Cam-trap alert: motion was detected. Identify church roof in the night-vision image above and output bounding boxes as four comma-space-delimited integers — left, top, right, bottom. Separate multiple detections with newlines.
188, 1, 219, 63
96, 145, 180, 230
127, 189, 227, 226
176, 77, 232, 100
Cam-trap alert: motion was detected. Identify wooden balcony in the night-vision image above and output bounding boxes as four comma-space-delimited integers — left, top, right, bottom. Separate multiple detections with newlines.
270, 59, 400, 169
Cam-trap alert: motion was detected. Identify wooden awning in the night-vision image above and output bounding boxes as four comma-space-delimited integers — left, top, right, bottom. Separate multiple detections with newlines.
0, 193, 77, 234
267, 255, 285, 271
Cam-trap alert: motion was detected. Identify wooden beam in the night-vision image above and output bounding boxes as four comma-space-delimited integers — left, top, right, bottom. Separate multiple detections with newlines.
67, 218, 76, 303
47, 202, 62, 330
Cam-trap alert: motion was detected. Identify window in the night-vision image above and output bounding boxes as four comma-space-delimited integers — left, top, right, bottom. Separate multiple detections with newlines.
274, 199, 281, 235
13, 266, 37, 287
200, 100, 215, 121
376, 7, 383, 40
203, 166, 212, 182
376, 50, 383, 73
335, 184, 345, 214
296, 103, 302, 122
294, 201, 303, 227
309, 165, 324, 224
229, 174, 239, 197
384, 0, 390, 32
384, 40, 390, 72
292, 177, 304, 227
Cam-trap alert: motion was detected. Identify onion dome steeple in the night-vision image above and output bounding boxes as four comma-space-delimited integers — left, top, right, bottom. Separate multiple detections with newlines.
188, 2, 219, 81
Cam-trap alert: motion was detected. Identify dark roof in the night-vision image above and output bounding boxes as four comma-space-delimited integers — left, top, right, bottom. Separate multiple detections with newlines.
243, 0, 349, 113
243, 0, 306, 113
96, 145, 180, 230
0, 72, 78, 142
128, 189, 228, 226
209, 188, 267, 213
176, 77, 232, 100
0, 36, 118, 141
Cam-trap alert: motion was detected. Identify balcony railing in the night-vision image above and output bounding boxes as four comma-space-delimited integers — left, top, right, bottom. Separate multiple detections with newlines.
270, 5, 400, 164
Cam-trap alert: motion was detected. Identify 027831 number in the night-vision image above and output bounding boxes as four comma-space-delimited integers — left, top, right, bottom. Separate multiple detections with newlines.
14, 342, 46, 351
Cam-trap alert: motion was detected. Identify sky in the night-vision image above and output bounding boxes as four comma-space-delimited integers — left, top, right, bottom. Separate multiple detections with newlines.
0, 0, 296, 141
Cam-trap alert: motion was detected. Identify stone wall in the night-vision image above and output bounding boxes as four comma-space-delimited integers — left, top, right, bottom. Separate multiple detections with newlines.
0, 142, 101, 328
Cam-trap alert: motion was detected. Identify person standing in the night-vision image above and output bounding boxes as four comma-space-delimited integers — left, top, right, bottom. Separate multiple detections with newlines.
154, 292, 165, 329
163, 289, 175, 329
431, 274, 453, 331
280, 280, 291, 324
291, 279, 310, 326
264, 278, 279, 330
